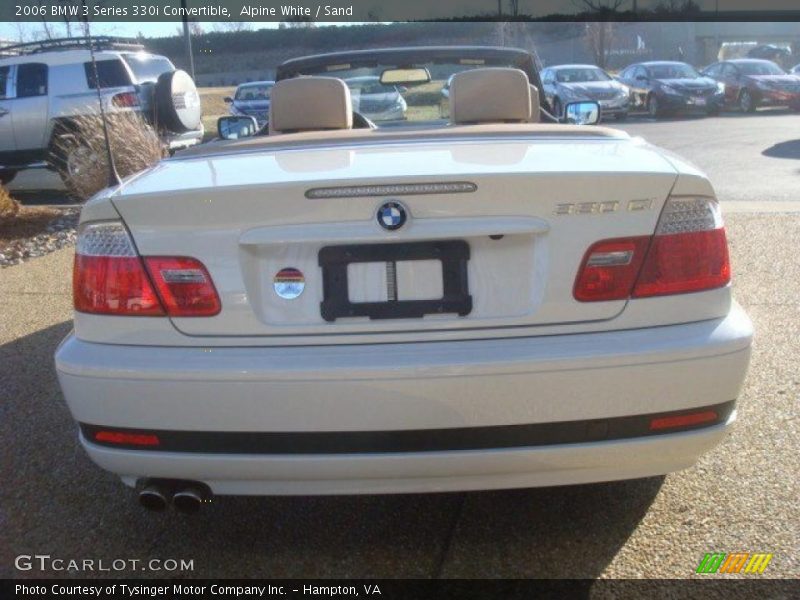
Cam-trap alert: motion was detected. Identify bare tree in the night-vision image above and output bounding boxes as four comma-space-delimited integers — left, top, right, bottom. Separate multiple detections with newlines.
574, 0, 625, 11
53, 0, 84, 37
653, 0, 701, 13
212, 22, 253, 33
509, 0, 520, 16
584, 22, 616, 69
14, 22, 33, 43
283, 18, 316, 28
573, 0, 624, 70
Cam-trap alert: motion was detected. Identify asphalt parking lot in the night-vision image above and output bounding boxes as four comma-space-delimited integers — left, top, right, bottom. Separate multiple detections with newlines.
1, 112, 798, 580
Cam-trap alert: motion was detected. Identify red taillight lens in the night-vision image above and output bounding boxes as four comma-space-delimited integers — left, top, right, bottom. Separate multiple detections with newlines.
632, 228, 730, 298
111, 91, 140, 107
144, 257, 221, 317
94, 430, 160, 446
74, 222, 164, 316
573, 237, 650, 302
74, 222, 220, 317
74, 254, 165, 315
574, 196, 730, 302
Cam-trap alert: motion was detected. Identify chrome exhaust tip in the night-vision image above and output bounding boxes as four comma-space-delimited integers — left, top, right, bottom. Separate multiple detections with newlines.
172, 486, 206, 514
138, 484, 169, 511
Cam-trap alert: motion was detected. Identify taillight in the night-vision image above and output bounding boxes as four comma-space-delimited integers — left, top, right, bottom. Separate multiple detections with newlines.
74, 222, 164, 316
143, 257, 221, 317
632, 197, 730, 297
574, 196, 730, 302
74, 222, 220, 317
111, 91, 140, 107
573, 237, 650, 302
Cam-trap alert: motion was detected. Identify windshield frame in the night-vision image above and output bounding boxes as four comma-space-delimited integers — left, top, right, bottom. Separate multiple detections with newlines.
554, 67, 612, 83
276, 45, 549, 115
234, 82, 275, 101
648, 63, 702, 80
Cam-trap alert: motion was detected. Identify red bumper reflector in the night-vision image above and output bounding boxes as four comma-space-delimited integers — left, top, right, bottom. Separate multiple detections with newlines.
94, 430, 160, 446
649, 410, 718, 431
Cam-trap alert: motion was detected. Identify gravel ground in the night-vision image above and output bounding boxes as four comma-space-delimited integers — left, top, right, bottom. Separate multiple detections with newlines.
0, 208, 79, 268
0, 212, 797, 581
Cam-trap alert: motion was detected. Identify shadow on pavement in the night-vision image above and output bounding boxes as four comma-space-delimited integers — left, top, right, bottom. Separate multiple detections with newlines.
762, 139, 800, 160
1, 321, 662, 579
8, 189, 74, 206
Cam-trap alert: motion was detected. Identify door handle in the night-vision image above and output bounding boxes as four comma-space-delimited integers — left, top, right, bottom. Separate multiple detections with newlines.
0, 108, 9, 117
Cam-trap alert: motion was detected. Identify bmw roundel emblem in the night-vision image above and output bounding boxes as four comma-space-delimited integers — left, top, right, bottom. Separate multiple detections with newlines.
377, 201, 407, 231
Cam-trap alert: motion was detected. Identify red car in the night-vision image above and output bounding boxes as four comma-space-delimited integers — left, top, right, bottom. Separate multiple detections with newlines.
702, 59, 800, 113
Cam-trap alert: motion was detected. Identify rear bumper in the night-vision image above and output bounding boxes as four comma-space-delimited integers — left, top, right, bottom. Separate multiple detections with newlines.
599, 106, 628, 117
55, 303, 752, 494
165, 126, 204, 150
757, 90, 800, 107
81, 419, 735, 495
660, 92, 724, 112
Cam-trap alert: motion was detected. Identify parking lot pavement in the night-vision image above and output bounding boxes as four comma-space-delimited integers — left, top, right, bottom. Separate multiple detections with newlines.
613, 110, 800, 205
0, 212, 797, 580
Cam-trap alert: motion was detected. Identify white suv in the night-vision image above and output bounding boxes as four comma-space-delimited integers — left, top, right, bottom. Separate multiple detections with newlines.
0, 36, 203, 189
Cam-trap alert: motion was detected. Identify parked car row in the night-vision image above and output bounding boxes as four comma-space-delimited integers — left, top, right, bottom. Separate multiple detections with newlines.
540, 58, 800, 121
541, 64, 631, 121
701, 59, 800, 113
225, 75, 408, 126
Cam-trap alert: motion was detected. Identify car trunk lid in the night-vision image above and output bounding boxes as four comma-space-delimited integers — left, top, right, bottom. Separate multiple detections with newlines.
112, 134, 678, 340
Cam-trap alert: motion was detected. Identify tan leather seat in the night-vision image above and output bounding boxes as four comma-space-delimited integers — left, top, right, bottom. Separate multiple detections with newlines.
268, 77, 353, 135
449, 68, 540, 125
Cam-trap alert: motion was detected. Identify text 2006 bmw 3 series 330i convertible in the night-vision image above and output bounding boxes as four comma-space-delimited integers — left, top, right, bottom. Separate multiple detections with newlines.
55, 47, 752, 511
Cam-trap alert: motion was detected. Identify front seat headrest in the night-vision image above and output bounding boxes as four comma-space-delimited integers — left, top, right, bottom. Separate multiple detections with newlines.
449, 68, 533, 125
269, 77, 353, 134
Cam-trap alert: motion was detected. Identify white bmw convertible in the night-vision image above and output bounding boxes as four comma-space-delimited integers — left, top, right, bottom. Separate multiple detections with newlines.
55, 47, 752, 513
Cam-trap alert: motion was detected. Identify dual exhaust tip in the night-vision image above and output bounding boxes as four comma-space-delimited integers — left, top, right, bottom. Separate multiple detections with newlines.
138, 480, 211, 514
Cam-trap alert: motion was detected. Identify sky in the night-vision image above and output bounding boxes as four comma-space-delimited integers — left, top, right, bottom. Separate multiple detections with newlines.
1, 22, 283, 42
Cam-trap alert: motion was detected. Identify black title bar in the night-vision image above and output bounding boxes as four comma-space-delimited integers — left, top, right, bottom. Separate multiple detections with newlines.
5, 0, 800, 22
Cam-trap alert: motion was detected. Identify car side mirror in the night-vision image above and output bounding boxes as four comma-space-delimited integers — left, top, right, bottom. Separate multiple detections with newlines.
564, 101, 600, 126
217, 116, 259, 140
223, 96, 233, 103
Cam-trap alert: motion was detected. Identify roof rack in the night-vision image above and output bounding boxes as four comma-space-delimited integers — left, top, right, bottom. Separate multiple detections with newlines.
0, 36, 145, 56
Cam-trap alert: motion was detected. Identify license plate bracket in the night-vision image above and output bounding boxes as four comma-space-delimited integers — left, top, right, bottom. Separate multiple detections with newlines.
319, 241, 472, 322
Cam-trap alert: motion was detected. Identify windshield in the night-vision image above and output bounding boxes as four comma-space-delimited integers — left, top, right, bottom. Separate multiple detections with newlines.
346, 79, 398, 95
281, 53, 535, 125
555, 68, 611, 83
235, 83, 275, 101
649, 64, 700, 79
122, 53, 174, 83
737, 61, 786, 76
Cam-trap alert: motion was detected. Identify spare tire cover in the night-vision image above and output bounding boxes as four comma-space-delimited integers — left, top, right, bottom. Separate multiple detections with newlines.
155, 70, 202, 133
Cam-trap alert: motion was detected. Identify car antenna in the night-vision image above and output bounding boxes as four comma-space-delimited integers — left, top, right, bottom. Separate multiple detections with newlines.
80, 0, 121, 188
